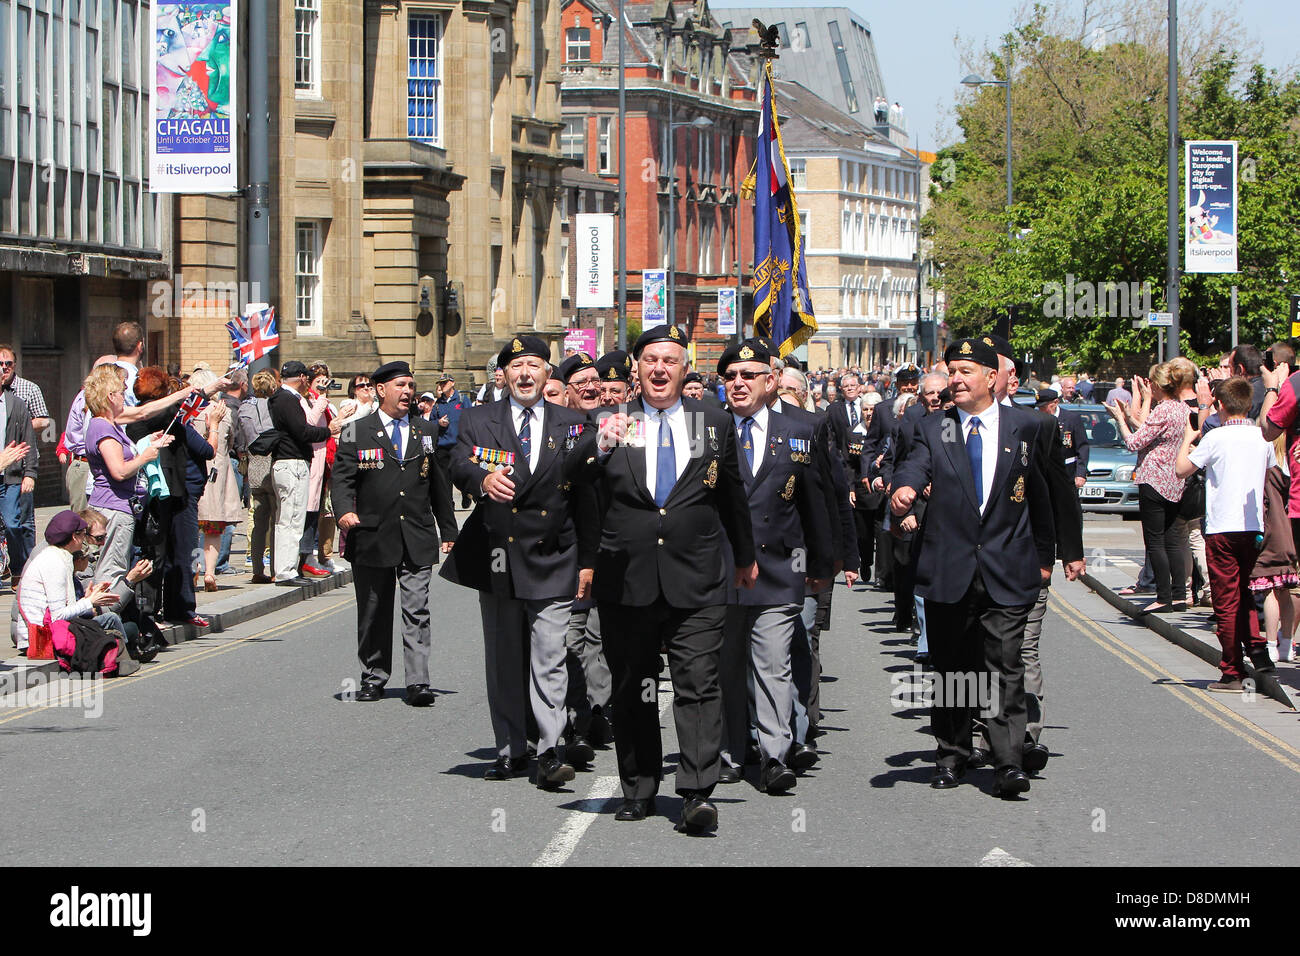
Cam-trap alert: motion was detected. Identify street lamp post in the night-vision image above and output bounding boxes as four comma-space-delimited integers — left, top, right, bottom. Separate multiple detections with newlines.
666, 112, 714, 326
961, 64, 1013, 234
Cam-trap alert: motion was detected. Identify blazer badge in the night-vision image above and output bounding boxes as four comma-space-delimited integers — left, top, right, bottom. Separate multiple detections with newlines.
421, 457, 429, 478
704, 458, 718, 488
547, 434, 556, 450
780, 475, 797, 501
1012, 475, 1025, 503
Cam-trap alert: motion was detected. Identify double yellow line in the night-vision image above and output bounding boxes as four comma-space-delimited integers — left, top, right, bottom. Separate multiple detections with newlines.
1049, 592, 1300, 775
0, 597, 352, 726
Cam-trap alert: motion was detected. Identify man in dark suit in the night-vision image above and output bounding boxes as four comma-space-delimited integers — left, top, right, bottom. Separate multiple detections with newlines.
332, 361, 458, 706
565, 324, 757, 832
442, 336, 597, 789
1036, 388, 1090, 487
715, 341, 833, 794
891, 338, 1083, 798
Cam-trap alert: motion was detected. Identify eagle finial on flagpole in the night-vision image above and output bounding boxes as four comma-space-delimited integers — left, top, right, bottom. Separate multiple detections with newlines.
751, 18, 780, 57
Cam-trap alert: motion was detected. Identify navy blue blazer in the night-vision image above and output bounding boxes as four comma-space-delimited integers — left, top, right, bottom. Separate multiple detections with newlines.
893, 403, 1057, 606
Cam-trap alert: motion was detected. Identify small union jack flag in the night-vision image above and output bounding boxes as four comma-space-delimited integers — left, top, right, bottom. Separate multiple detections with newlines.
226, 307, 280, 365
178, 391, 209, 426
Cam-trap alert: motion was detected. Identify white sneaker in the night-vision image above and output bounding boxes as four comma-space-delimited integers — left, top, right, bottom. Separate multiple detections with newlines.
1269, 640, 1280, 662
1278, 639, 1294, 662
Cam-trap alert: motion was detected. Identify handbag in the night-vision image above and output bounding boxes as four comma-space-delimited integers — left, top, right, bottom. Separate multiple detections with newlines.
246, 452, 273, 493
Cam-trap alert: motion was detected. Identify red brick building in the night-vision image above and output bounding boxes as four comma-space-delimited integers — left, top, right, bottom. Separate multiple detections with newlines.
560, 0, 759, 368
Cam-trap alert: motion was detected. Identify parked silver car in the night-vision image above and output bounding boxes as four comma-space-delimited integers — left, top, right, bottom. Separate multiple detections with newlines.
1063, 403, 1138, 514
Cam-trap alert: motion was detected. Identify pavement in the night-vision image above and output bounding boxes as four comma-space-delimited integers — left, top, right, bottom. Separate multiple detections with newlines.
0, 513, 1296, 866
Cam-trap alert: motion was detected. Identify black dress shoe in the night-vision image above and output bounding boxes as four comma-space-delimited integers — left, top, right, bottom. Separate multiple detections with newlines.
992, 767, 1031, 799
614, 797, 656, 821
787, 742, 820, 771
758, 760, 797, 794
404, 684, 436, 707
1023, 742, 1050, 774
483, 756, 528, 781
717, 764, 742, 784
931, 766, 966, 789
355, 681, 384, 702
914, 652, 932, 666
968, 747, 991, 769
565, 736, 596, 767
536, 749, 576, 789
676, 795, 718, 833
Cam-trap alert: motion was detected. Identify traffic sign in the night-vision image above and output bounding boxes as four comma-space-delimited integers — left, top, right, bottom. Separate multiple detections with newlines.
1147, 311, 1173, 327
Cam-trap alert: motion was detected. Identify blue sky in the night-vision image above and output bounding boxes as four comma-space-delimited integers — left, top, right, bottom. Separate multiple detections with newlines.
732, 0, 1300, 153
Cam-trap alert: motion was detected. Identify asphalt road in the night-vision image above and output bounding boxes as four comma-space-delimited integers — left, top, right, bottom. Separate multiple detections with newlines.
2, 519, 1297, 866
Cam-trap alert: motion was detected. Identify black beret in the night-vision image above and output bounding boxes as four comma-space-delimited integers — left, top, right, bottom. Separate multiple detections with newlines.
632, 324, 690, 358
371, 360, 413, 384
895, 363, 920, 382
556, 351, 598, 383
748, 335, 777, 357
980, 332, 1014, 361
496, 334, 550, 369
1033, 388, 1060, 406
718, 339, 772, 374
683, 371, 705, 385
596, 350, 632, 383
944, 338, 999, 370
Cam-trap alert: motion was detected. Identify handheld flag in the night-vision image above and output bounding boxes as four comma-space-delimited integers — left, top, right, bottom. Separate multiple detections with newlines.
743, 63, 816, 357
226, 306, 279, 365
177, 391, 209, 427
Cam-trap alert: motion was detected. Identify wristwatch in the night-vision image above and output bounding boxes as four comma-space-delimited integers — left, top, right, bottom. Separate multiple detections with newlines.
1266, 386, 1280, 396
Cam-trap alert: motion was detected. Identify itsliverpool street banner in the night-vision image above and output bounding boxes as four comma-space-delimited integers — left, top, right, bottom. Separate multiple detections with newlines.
1184, 140, 1237, 274
574, 214, 614, 309
150, 1, 238, 193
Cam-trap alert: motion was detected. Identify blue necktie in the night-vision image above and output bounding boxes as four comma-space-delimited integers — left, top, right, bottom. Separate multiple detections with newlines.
967, 417, 983, 508
390, 419, 403, 459
740, 416, 755, 473
655, 410, 676, 507
518, 405, 532, 463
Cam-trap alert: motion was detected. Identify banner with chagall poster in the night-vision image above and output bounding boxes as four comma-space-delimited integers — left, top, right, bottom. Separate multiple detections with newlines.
150, 1, 238, 193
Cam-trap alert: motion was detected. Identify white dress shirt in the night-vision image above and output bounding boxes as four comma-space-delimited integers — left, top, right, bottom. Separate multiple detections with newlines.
508, 397, 545, 473
643, 399, 690, 501
733, 404, 769, 477
377, 408, 412, 462
957, 401, 1000, 516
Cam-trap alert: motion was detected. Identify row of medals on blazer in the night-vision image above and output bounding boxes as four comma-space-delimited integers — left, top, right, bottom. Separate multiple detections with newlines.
356, 425, 430, 477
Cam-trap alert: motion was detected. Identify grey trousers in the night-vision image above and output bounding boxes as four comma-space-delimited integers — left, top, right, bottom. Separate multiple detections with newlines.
92, 507, 137, 613
353, 558, 432, 688
66, 459, 90, 513
564, 602, 611, 734
975, 582, 1047, 749
722, 604, 800, 766
479, 594, 572, 759
790, 594, 821, 746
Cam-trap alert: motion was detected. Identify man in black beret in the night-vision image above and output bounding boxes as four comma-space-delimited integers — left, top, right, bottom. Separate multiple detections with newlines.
557, 352, 601, 414
890, 337, 1080, 798
332, 360, 459, 706
442, 334, 600, 788
565, 322, 758, 831
595, 351, 632, 408
714, 339, 833, 794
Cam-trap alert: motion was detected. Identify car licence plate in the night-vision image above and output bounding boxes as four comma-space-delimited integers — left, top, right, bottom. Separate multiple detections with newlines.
1079, 485, 1106, 499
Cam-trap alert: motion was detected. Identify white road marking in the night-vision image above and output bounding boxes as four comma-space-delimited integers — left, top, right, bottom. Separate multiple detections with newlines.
979, 846, 1032, 867
532, 683, 675, 867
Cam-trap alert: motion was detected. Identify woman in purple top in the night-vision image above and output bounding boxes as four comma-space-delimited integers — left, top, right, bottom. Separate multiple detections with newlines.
1106, 364, 1192, 613
81, 365, 175, 599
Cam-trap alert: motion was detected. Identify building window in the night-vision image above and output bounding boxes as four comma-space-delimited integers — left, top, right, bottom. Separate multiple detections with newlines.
827, 21, 858, 112
560, 236, 570, 302
698, 130, 711, 182
799, 210, 810, 246
598, 115, 612, 173
774, 22, 790, 48
408, 14, 444, 145
295, 0, 321, 93
698, 213, 714, 274
561, 118, 585, 163
566, 26, 590, 62
788, 158, 806, 190
794, 21, 812, 49
295, 221, 324, 335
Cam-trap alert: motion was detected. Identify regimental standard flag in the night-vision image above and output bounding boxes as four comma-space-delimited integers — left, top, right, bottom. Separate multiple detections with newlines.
743, 62, 816, 357
177, 391, 209, 426
226, 306, 279, 365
